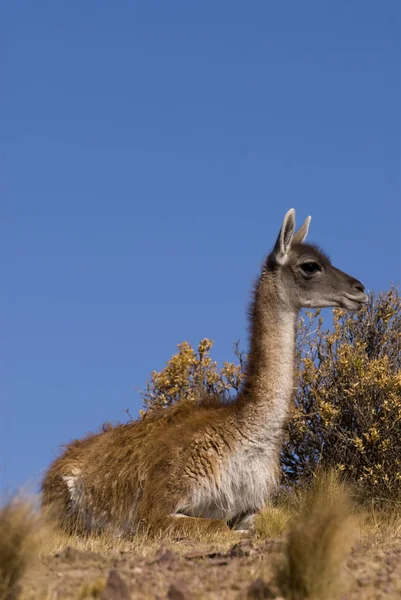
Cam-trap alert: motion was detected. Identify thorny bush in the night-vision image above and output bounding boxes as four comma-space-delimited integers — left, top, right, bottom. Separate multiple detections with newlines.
139, 287, 401, 503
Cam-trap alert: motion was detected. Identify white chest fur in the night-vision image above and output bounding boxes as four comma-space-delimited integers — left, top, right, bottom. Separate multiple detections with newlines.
176, 442, 278, 520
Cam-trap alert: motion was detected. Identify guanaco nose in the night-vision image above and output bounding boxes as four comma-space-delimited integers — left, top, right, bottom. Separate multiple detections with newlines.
352, 280, 365, 294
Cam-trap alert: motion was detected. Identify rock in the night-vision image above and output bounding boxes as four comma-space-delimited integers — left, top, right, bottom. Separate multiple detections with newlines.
184, 550, 223, 561
101, 570, 130, 600
167, 580, 191, 600
54, 546, 98, 563
209, 558, 229, 566
183, 550, 209, 560
246, 578, 276, 599
230, 540, 254, 558
152, 548, 180, 569
54, 546, 79, 561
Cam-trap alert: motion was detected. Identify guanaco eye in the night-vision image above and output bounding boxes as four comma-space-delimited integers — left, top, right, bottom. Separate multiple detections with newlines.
300, 262, 320, 274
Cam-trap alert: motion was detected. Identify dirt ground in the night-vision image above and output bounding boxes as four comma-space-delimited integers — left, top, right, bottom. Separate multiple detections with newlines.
21, 533, 401, 600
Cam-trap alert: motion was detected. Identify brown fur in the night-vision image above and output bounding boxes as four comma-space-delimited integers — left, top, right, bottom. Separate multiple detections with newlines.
41, 210, 367, 537
43, 402, 235, 535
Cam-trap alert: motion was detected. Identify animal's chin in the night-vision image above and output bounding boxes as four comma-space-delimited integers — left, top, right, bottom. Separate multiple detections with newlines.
303, 296, 367, 311
339, 295, 368, 311
340, 299, 362, 311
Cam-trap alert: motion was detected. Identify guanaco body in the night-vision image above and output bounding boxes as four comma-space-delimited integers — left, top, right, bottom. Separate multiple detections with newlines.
42, 209, 368, 536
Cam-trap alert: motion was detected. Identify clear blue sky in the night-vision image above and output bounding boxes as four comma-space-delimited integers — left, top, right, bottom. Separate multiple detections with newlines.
2, 1, 400, 495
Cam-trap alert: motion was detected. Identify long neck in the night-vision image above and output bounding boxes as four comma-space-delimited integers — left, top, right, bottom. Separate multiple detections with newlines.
237, 271, 298, 437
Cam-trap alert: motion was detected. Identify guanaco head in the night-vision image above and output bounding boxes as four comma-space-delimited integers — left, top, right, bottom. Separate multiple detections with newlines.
266, 209, 368, 310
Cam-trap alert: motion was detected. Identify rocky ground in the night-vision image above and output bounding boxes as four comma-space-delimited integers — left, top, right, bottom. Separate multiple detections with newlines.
21, 534, 401, 600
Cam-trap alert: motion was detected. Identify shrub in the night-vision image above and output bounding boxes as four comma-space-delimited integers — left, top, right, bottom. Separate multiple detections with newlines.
140, 338, 245, 412
282, 286, 401, 503
139, 287, 401, 502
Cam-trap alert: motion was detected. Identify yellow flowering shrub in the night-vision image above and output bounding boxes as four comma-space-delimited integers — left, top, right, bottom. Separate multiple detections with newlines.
282, 286, 401, 503
140, 339, 245, 412
140, 287, 401, 502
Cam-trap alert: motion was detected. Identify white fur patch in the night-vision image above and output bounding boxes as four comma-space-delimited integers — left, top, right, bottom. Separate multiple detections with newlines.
176, 442, 278, 521
62, 467, 83, 506
62, 468, 107, 532
62, 467, 142, 534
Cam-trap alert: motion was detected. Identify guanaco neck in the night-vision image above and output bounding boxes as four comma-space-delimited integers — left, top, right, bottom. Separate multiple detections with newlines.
237, 269, 298, 439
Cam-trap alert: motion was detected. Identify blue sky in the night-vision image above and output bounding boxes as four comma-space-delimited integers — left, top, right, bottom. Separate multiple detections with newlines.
2, 1, 400, 494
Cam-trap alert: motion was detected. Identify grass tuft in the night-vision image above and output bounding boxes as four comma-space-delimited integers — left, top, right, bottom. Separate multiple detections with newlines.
0, 498, 45, 600
276, 470, 357, 600
78, 579, 106, 599
255, 504, 293, 538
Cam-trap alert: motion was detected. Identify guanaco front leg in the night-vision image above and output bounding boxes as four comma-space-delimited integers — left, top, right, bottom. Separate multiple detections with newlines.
164, 514, 230, 536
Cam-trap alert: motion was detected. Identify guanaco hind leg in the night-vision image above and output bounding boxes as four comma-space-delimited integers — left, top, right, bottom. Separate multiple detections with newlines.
233, 513, 257, 532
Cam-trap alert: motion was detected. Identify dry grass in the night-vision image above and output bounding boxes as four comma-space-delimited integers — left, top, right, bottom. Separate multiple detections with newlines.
77, 579, 106, 599
360, 500, 401, 544
275, 471, 358, 600
255, 504, 294, 538
37, 523, 239, 559
3, 474, 401, 599
0, 499, 46, 600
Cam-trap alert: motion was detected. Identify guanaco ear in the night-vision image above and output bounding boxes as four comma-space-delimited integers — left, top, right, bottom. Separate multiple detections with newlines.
272, 208, 296, 264
292, 215, 311, 244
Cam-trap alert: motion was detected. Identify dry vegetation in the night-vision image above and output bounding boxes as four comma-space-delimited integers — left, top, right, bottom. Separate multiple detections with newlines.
0, 499, 44, 600
3, 287, 400, 599
283, 287, 401, 504
276, 471, 358, 600
2, 474, 401, 599
2, 471, 401, 599
142, 287, 401, 505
